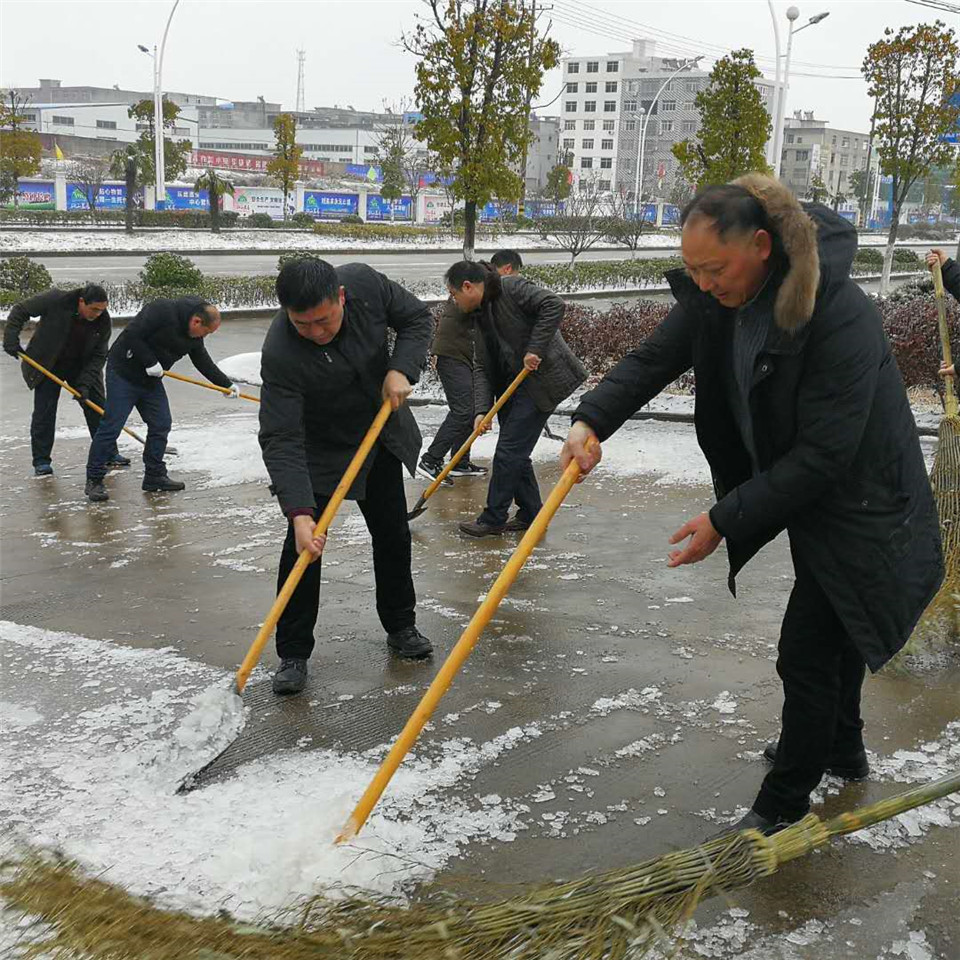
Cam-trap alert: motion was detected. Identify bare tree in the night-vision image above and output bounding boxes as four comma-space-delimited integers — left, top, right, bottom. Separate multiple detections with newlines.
69, 155, 111, 221
604, 189, 648, 258
535, 179, 612, 266
373, 102, 432, 222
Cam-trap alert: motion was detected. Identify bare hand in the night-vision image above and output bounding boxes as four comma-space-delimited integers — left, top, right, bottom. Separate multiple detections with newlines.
561, 421, 602, 481
293, 514, 326, 563
940, 361, 955, 379
474, 413, 492, 435
667, 512, 722, 567
523, 352, 542, 371
927, 249, 947, 270
382, 370, 412, 411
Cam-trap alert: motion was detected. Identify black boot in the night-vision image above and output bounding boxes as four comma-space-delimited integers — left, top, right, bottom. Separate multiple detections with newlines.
34, 461, 53, 477
762, 740, 869, 780
459, 518, 506, 537
272, 658, 308, 695
142, 475, 186, 493
85, 479, 109, 502
387, 625, 433, 660
105, 454, 131, 469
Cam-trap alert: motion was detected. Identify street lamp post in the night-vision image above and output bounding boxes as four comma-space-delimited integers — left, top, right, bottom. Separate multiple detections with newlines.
632, 107, 645, 217
772, 6, 830, 179
634, 56, 702, 219
137, 0, 181, 211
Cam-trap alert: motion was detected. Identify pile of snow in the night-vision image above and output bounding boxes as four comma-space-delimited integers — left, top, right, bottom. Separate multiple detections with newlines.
0, 620, 530, 919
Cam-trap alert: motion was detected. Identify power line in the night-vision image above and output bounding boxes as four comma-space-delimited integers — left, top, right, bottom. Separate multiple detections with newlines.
905, 0, 960, 13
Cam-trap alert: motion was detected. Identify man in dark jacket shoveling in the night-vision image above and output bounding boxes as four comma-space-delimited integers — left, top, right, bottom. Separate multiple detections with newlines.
4, 283, 129, 476
85, 296, 237, 502
445, 259, 587, 537
259, 258, 435, 695
563, 174, 943, 836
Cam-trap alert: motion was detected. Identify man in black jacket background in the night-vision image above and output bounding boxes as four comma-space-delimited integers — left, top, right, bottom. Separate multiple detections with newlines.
564, 175, 942, 835
259, 258, 434, 695
85, 296, 237, 502
4, 283, 128, 476
445, 259, 587, 537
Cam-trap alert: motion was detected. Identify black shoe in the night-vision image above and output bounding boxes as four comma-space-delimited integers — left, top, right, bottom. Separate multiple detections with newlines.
711, 808, 798, 841
34, 462, 53, 477
448, 461, 488, 478
272, 657, 308, 695
459, 518, 505, 537
417, 457, 454, 486
503, 514, 531, 533
142, 476, 186, 493
85, 479, 109, 502
762, 740, 869, 780
105, 455, 131, 469
387, 625, 434, 660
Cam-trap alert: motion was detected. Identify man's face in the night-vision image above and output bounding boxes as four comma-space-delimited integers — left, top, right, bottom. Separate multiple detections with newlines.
681, 219, 772, 309
78, 299, 107, 321
447, 280, 484, 314
287, 288, 346, 345
189, 316, 221, 338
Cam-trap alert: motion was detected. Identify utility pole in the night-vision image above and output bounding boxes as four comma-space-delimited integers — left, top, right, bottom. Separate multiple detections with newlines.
295, 49, 306, 115
517, 0, 536, 219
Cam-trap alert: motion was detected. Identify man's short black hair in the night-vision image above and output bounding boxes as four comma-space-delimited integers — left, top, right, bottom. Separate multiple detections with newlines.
276, 257, 339, 311
194, 302, 219, 327
490, 249, 523, 272
78, 283, 108, 304
444, 260, 487, 289
680, 184, 774, 241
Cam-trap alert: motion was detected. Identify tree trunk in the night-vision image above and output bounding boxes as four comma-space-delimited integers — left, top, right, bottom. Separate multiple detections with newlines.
463, 200, 477, 260
125, 161, 136, 234
211, 189, 220, 234
880, 214, 899, 297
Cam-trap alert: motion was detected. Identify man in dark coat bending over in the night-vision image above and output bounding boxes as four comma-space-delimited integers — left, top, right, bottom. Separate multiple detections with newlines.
563, 174, 943, 835
259, 258, 435, 695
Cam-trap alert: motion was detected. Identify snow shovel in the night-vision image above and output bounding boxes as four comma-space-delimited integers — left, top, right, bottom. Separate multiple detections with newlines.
175, 399, 394, 794
337, 437, 595, 842
17, 352, 178, 456
407, 367, 530, 521
162, 369, 260, 403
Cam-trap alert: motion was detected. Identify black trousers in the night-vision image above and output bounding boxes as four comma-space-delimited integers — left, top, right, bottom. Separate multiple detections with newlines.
425, 356, 475, 464
753, 544, 867, 822
274, 445, 417, 660
478, 382, 551, 527
31, 371, 112, 467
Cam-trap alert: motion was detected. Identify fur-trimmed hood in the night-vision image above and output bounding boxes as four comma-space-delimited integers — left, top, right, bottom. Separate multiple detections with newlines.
732, 173, 857, 333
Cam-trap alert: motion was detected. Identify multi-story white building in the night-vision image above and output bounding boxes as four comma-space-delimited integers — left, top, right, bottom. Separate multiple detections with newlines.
560, 39, 776, 201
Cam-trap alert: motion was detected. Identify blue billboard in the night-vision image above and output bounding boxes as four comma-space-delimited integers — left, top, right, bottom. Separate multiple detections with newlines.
345, 164, 382, 183
6, 180, 55, 210
303, 191, 359, 219
661, 203, 680, 226
164, 186, 209, 210
366, 194, 412, 221
66, 183, 129, 211
525, 200, 563, 217
480, 200, 518, 222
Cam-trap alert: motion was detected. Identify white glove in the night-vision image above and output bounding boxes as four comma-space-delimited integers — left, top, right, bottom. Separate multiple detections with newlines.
146, 363, 164, 378
225, 384, 240, 399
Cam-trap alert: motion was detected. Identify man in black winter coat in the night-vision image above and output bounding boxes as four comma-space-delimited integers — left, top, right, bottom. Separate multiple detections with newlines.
564, 174, 942, 836
445, 259, 587, 537
259, 258, 435, 695
85, 296, 237, 502
3, 283, 128, 476
926, 249, 960, 378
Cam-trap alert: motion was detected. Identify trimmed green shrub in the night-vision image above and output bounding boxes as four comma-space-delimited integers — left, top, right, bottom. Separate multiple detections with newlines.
139, 253, 203, 289
341, 213, 364, 225
0, 256, 53, 296
290, 212, 315, 228
247, 213, 274, 229
277, 252, 321, 272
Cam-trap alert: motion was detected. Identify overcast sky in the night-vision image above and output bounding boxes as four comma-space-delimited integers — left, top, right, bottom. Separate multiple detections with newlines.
1, 0, 956, 134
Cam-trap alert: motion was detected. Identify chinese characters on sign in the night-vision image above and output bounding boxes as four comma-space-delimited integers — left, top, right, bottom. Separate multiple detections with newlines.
303, 191, 359, 219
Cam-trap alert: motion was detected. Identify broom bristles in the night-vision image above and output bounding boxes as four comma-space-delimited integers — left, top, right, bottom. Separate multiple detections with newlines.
4, 772, 958, 960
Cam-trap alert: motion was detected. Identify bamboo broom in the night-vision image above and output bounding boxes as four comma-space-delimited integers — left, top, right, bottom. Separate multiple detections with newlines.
3, 772, 958, 960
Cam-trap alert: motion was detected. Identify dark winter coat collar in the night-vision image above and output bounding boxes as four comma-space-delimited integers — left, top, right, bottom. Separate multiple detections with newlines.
479, 262, 503, 304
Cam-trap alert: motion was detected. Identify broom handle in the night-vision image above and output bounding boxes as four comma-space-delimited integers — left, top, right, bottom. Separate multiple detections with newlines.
18, 352, 148, 447
163, 369, 260, 404
233, 400, 393, 694
420, 366, 530, 501
933, 261, 957, 418
822, 770, 960, 840
337, 441, 593, 843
